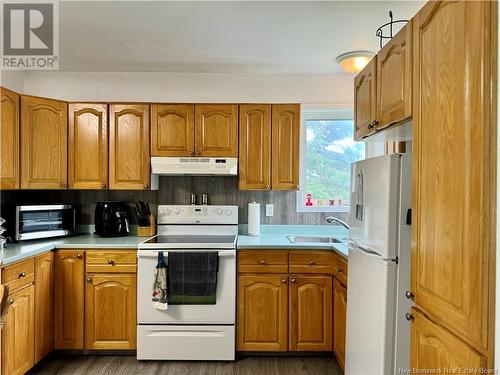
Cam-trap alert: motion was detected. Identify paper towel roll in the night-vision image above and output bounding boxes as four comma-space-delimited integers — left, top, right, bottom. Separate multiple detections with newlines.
248, 202, 260, 236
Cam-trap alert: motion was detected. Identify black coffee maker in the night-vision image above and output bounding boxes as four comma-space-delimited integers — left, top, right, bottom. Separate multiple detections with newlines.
94, 201, 129, 237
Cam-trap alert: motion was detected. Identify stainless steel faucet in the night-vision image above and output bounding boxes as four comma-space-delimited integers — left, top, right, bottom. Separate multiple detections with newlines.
326, 216, 349, 230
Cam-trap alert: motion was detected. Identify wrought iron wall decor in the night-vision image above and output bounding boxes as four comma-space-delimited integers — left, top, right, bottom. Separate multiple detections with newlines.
376, 11, 409, 48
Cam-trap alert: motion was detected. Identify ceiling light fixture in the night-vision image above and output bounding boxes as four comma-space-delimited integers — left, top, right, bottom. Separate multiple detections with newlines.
336, 51, 375, 74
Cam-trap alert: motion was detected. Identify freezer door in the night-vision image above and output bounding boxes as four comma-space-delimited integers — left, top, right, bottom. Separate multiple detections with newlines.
349, 154, 400, 259
345, 245, 397, 375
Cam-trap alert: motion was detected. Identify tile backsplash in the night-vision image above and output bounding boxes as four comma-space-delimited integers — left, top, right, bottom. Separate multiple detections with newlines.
0, 176, 347, 226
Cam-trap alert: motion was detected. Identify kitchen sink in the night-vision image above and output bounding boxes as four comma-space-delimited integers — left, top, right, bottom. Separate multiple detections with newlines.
287, 235, 346, 244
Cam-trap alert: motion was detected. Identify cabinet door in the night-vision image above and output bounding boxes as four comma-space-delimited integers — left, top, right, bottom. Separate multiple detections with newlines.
354, 57, 376, 140
194, 104, 238, 157
109, 104, 151, 190
34, 252, 54, 364
68, 103, 108, 189
333, 277, 347, 370
238, 104, 271, 190
151, 104, 195, 156
271, 104, 300, 190
412, 0, 493, 352
85, 274, 137, 350
376, 21, 412, 129
237, 274, 288, 351
289, 275, 332, 351
411, 309, 485, 371
20, 96, 67, 189
54, 250, 85, 349
0, 87, 19, 189
2, 285, 34, 375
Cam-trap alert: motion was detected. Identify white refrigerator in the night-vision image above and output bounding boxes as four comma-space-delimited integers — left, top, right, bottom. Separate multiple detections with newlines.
345, 154, 412, 375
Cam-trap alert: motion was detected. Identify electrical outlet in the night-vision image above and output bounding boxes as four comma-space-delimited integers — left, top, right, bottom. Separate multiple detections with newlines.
265, 204, 274, 217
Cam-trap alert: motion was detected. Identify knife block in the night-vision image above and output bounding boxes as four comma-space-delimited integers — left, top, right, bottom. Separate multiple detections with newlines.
137, 214, 156, 237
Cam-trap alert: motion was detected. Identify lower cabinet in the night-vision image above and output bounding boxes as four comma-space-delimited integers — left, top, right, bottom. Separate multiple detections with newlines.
2, 285, 34, 375
85, 273, 137, 349
34, 253, 54, 363
410, 308, 486, 370
289, 275, 332, 351
333, 277, 347, 370
236, 274, 288, 351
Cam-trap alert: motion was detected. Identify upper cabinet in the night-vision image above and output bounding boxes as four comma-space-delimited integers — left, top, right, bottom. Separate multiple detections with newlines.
239, 104, 272, 190
20, 96, 68, 189
354, 57, 377, 140
0, 87, 20, 189
151, 104, 195, 157
411, 0, 494, 359
271, 104, 300, 190
109, 104, 151, 190
376, 21, 412, 130
195, 104, 238, 157
354, 22, 413, 141
68, 103, 108, 189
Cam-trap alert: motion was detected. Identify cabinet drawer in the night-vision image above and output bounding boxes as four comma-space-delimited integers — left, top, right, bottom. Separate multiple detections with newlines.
333, 255, 348, 286
238, 250, 288, 274
86, 250, 137, 273
289, 251, 335, 274
2, 257, 35, 292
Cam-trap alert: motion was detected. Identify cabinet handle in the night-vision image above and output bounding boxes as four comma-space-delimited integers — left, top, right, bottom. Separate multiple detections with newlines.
143, 184, 149, 189
405, 313, 414, 322
60, 183, 67, 188
7, 298, 14, 305
281, 278, 287, 284
101, 183, 107, 189
76, 253, 83, 259
190, 151, 195, 156
291, 278, 296, 283
18, 272, 26, 278
195, 151, 201, 156
86, 277, 92, 283
265, 184, 271, 190
309, 260, 315, 265
259, 260, 266, 265
107, 259, 115, 265
405, 291, 414, 299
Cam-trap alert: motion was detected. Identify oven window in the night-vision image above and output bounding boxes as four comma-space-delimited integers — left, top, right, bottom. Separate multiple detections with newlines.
19, 209, 74, 233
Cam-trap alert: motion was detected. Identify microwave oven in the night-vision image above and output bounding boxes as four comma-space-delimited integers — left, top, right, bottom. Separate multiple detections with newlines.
15, 205, 76, 241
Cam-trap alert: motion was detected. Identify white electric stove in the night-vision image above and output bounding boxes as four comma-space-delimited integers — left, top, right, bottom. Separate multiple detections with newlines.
137, 205, 238, 361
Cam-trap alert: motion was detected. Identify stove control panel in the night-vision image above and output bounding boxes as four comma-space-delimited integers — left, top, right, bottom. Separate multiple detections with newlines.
157, 205, 238, 225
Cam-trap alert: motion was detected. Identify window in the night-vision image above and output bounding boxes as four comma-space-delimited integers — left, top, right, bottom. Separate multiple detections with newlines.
297, 108, 365, 213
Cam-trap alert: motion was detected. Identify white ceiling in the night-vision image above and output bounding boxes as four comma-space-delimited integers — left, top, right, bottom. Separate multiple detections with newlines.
59, 1, 424, 74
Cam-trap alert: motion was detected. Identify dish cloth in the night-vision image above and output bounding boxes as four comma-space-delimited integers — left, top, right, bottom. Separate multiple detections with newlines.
152, 252, 168, 310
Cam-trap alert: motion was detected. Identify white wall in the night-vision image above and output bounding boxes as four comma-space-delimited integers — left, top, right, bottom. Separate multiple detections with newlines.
22, 71, 354, 104
0, 71, 24, 92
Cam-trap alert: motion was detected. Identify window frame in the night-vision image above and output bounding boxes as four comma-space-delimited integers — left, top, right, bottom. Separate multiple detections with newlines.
296, 105, 362, 213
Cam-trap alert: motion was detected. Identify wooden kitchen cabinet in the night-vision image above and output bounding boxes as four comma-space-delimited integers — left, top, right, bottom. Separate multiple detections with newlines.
333, 277, 347, 370
54, 250, 85, 349
354, 57, 377, 140
410, 308, 485, 371
109, 104, 151, 190
376, 22, 412, 131
34, 253, 54, 364
271, 104, 300, 190
0, 87, 20, 189
1, 285, 34, 375
411, 0, 493, 354
195, 104, 238, 157
151, 104, 195, 156
237, 274, 288, 351
289, 275, 332, 351
85, 273, 137, 350
20, 96, 68, 189
238, 104, 272, 190
68, 103, 108, 189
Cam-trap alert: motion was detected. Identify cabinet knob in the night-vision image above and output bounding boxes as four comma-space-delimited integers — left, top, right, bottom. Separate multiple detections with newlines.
190, 151, 195, 156
107, 259, 115, 265
86, 277, 92, 283
61, 183, 67, 188
18, 272, 26, 278
291, 278, 296, 283
281, 279, 287, 284
405, 313, 414, 322
309, 260, 315, 265
143, 184, 149, 189
259, 260, 266, 265
265, 185, 271, 190
405, 291, 414, 299
101, 183, 107, 189
336, 267, 343, 273
7, 298, 14, 305
76, 253, 83, 259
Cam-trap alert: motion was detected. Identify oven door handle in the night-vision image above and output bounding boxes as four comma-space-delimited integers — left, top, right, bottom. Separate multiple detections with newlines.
137, 250, 236, 258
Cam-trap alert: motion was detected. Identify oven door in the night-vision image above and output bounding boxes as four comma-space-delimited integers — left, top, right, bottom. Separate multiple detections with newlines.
137, 249, 235, 324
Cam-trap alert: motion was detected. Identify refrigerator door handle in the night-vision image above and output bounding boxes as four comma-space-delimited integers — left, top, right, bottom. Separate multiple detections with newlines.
348, 241, 398, 263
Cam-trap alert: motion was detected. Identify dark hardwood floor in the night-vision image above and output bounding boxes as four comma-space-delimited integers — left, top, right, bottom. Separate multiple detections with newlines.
29, 355, 343, 375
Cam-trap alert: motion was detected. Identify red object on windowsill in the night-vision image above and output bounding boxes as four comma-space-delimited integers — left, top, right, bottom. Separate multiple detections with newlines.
305, 194, 313, 206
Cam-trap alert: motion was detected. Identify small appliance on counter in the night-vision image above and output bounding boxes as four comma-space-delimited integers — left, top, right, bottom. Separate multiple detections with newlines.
94, 201, 129, 237
15, 205, 76, 241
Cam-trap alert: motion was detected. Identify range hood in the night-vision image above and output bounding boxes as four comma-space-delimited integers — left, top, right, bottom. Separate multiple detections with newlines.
151, 157, 238, 176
